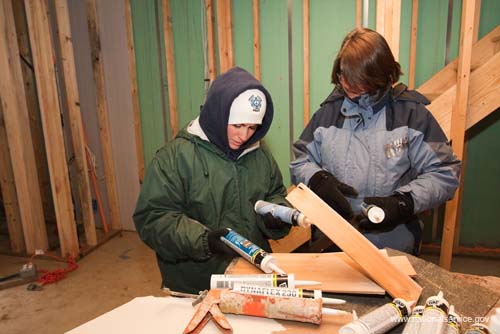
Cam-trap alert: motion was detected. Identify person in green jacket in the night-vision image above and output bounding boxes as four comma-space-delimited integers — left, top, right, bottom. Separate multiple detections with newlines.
133, 67, 292, 294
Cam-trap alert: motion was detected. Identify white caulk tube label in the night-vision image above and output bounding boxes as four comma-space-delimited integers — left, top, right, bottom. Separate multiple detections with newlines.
210, 274, 294, 289
221, 229, 285, 274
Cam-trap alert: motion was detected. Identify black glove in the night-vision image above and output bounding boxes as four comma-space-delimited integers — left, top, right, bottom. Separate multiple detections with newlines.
362, 193, 414, 229
207, 228, 235, 256
262, 213, 287, 229
308, 171, 358, 219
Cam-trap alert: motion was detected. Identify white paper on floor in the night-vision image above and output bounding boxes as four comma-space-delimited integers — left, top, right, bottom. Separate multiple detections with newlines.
66, 295, 286, 334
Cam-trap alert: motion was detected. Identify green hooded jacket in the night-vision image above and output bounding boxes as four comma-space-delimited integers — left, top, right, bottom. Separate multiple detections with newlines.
133, 67, 290, 293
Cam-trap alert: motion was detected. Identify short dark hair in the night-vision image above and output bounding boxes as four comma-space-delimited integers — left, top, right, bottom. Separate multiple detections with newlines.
331, 28, 402, 95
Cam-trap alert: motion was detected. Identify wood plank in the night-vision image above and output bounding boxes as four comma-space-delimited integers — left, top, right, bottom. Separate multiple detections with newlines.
24, 0, 79, 257
440, 0, 476, 270
303, 0, 310, 126
11, 0, 54, 223
427, 48, 500, 139
252, 0, 260, 80
85, 0, 122, 231
269, 226, 310, 253
124, 0, 145, 183
408, 0, 418, 89
0, 103, 25, 253
419, 25, 500, 101
216, 0, 234, 73
286, 184, 422, 301
205, 0, 216, 82
376, 0, 401, 61
0, 0, 48, 254
356, 0, 362, 28
54, 0, 97, 247
228, 251, 416, 295
161, 0, 179, 138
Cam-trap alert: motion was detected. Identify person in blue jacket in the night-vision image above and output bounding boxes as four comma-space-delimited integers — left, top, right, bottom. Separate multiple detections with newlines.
290, 28, 461, 254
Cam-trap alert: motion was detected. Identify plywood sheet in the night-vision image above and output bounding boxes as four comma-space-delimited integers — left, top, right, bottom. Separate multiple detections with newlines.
286, 184, 422, 301
227, 251, 416, 295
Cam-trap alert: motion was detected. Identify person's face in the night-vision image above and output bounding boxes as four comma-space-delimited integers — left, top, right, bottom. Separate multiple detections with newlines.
227, 124, 258, 149
339, 71, 367, 99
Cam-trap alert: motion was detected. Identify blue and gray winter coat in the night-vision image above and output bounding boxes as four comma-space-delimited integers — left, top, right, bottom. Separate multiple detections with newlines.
290, 83, 460, 216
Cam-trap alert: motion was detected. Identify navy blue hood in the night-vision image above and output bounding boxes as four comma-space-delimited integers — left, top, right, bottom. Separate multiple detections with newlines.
199, 67, 274, 160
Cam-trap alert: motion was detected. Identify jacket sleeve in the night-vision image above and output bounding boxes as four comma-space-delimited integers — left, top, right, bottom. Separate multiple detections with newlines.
396, 106, 461, 213
289, 111, 325, 186
133, 147, 211, 263
257, 144, 292, 240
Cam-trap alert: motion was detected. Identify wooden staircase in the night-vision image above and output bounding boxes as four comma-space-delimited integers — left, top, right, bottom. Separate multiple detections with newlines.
420, 25, 500, 136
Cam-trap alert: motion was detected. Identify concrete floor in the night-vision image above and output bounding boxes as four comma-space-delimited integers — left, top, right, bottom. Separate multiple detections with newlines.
0, 231, 499, 334
0, 232, 161, 334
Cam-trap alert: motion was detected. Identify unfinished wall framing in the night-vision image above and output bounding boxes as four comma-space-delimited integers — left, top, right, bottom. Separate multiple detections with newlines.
0, 0, 141, 258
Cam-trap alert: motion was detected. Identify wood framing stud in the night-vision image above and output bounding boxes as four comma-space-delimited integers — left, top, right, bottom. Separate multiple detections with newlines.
216, 0, 234, 73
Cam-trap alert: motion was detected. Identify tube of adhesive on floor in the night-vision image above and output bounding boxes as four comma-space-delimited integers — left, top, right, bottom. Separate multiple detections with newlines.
231, 283, 346, 305
217, 289, 337, 324
360, 202, 385, 224
445, 305, 462, 334
463, 323, 491, 334
339, 298, 412, 334
210, 274, 320, 289
220, 228, 286, 274
417, 291, 449, 334
254, 200, 311, 228
401, 305, 424, 334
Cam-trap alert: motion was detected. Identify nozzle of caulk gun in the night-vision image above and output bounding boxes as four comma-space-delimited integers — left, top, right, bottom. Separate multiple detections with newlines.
322, 308, 351, 316
254, 200, 312, 228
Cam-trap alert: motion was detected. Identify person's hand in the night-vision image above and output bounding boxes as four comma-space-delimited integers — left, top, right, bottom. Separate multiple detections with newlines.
262, 213, 287, 229
308, 171, 358, 219
362, 193, 414, 229
207, 228, 235, 256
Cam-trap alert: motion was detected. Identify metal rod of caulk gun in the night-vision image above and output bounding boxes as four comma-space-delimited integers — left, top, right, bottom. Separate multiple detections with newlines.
254, 200, 312, 228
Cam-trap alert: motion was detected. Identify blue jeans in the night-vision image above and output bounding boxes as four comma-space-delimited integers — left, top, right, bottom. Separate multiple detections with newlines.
363, 223, 415, 254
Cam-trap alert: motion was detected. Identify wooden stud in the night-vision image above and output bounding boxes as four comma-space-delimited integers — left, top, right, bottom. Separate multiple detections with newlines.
124, 0, 145, 183
54, 0, 97, 247
24, 0, 79, 257
453, 0, 481, 253
303, 0, 310, 126
162, 0, 179, 138
252, 0, 260, 80
85, 0, 122, 231
0, 103, 25, 253
408, 0, 418, 89
0, 0, 48, 254
287, 184, 422, 302
440, 0, 476, 270
11, 0, 55, 223
356, 0, 362, 29
216, 0, 234, 73
376, 0, 401, 61
205, 0, 216, 82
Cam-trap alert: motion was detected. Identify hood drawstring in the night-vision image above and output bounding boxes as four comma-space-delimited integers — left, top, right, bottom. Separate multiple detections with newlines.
194, 140, 209, 177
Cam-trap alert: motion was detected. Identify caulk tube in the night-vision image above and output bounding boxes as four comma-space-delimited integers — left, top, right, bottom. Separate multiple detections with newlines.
254, 200, 311, 228
360, 202, 385, 224
339, 298, 412, 334
231, 283, 346, 305
210, 274, 321, 289
489, 308, 500, 334
464, 323, 491, 334
401, 305, 424, 334
220, 229, 285, 274
445, 305, 462, 334
418, 291, 449, 334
